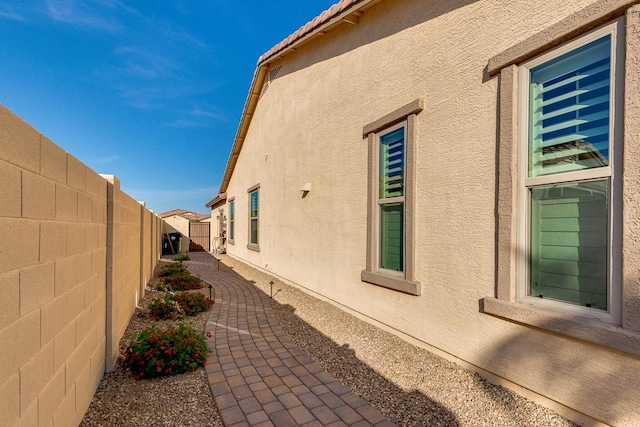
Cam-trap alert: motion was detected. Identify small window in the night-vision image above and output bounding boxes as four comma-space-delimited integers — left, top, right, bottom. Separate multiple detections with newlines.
247, 185, 260, 251
361, 99, 423, 296
228, 199, 235, 244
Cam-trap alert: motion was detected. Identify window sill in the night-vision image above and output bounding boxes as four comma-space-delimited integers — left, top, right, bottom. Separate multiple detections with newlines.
247, 243, 260, 252
361, 270, 421, 296
228, 239, 235, 245
482, 297, 640, 356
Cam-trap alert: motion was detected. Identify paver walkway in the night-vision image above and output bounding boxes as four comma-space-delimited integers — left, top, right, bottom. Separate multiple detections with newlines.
187, 252, 396, 427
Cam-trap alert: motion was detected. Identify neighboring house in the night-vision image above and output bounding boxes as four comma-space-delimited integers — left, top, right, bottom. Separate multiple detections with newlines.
206, 193, 228, 253
208, 0, 640, 425
158, 209, 210, 252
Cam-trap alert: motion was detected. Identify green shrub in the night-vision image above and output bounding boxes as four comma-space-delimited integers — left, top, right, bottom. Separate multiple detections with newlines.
158, 273, 204, 291
158, 262, 188, 277
123, 323, 211, 380
175, 253, 190, 261
150, 292, 213, 320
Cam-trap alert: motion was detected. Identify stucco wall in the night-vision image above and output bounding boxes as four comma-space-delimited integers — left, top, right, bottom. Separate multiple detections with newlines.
0, 104, 162, 426
223, 0, 640, 425
162, 215, 189, 253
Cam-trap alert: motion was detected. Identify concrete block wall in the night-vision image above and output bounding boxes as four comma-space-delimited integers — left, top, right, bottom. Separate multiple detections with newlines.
0, 104, 163, 426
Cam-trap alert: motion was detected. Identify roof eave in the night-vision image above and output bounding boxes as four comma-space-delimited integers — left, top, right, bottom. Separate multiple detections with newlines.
217, 0, 380, 195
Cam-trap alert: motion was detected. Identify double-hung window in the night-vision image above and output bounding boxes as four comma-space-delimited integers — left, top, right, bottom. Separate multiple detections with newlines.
228, 199, 235, 244
378, 124, 405, 272
247, 184, 260, 251
517, 21, 622, 321
361, 99, 422, 296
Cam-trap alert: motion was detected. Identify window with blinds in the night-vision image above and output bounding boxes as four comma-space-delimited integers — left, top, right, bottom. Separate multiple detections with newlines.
378, 124, 405, 272
249, 190, 258, 245
521, 25, 618, 313
229, 200, 235, 241
528, 35, 611, 178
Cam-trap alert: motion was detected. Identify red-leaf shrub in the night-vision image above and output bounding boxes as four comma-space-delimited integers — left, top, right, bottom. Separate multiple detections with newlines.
123, 323, 210, 380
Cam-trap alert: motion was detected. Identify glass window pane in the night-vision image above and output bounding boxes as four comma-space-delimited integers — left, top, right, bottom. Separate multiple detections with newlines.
230, 201, 234, 220
380, 203, 403, 271
379, 127, 405, 199
529, 180, 608, 310
250, 218, 258, 244
250, 191, 258, 218
529, 35, 611, 177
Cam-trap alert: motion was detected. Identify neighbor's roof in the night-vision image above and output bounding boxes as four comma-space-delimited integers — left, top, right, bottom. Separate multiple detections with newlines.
158, 209, 209, 220
215, 0, 380, 197
205, 192, 227, 209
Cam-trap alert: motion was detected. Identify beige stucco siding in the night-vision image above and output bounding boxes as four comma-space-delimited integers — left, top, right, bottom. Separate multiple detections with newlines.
223, 0, 640, 424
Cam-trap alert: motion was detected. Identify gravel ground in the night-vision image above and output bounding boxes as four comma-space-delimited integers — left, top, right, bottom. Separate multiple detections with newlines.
81, 256, 578, 427
80, 260, 224, 427
219, 256, 579, 427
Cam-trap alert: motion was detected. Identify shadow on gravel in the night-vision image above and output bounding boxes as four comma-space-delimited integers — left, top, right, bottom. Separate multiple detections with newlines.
213, 258, 460, 427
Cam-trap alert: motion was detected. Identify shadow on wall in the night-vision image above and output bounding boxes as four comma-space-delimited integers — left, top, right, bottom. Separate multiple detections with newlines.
479, 301, 640, 426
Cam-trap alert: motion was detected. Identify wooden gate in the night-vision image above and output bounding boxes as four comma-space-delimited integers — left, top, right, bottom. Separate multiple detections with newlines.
189, 222, 210, 252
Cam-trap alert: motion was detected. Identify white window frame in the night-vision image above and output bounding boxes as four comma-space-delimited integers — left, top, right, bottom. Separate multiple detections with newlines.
516, 20, 624, 324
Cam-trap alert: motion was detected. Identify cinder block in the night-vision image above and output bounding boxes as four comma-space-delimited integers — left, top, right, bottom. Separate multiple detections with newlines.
90, 338, 105, 385
76, 251, 92, 284
86, 170, 107, 200
92, 198, 106, 224
97, 223, 107, 246
0, 373, 19, 427
41, 294, 68, 346
38, 365, 65, 425
78, 193, 93, 223
53, 384, 76, 427
17, 397, 38, 427
66, 154, 86, 192
0, 160, 21, 217
83, 275, 99, 308
75, 363, 91, 420
53, 322, 76, 372
67, 223, 85, 256
0, 105, 41, 173
19, 261, 55, 316
66, 284, 84, 324
40, 222, 68, 263
64, 345, 86, 390
0, 310, 40, 385
54, 256, 77, 296
19, 341, 54, 415
0, 219, 39, 274
0, 271, 19, 330
40, 136, 67, 184
55, 184, 77, 221
75, 307, 92, 344
22, 170, 55, 219
84, 223, 99, 251
91, 247, 106, 276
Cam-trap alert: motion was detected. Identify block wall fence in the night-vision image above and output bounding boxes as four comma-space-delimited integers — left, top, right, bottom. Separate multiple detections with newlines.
0, 104, 164, 426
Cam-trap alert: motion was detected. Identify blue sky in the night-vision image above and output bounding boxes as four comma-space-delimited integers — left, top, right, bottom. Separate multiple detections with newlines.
0, 0, 335, 214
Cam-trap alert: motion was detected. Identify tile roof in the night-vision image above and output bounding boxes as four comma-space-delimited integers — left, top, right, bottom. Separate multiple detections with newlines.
158, 209, 209, 220
258, 0, 366, 64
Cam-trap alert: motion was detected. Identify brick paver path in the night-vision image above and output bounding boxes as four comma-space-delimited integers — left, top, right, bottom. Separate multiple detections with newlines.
187, 252, 396, 427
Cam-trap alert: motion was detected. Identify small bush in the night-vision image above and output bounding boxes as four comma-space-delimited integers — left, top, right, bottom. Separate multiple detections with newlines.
150, 292, 213, 320
123, 323, 211, 380
175, 253, 190, 261
158, 262, 188, 277
158, 273, 204, 291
